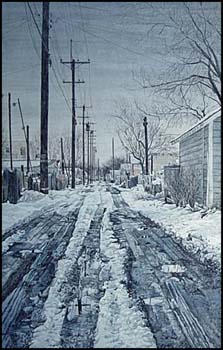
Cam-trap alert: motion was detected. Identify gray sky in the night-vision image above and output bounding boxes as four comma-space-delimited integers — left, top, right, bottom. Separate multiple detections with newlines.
2, 2, 220, 163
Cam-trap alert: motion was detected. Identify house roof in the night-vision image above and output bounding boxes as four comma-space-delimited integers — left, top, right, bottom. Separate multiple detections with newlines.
171, 108, 221, 145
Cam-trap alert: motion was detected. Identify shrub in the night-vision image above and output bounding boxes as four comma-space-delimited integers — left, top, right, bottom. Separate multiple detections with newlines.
166, 166, 202, 209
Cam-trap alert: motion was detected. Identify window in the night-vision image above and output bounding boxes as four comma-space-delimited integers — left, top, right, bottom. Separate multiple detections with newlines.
20, 147, 25, 156
6, 146, 9, 153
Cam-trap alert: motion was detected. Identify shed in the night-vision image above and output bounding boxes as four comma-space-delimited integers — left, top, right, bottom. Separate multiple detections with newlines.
171, 109, 221, 208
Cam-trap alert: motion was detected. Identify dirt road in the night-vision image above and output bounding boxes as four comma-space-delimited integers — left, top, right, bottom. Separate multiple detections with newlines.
2, 186, 220, 348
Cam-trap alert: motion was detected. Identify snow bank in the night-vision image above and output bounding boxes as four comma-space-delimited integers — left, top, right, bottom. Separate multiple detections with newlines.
2, 188, 83, 233
30, 190, 101, 348
122, 188, 221, 262
18, 190, 45, 202
94, 192, 157, 348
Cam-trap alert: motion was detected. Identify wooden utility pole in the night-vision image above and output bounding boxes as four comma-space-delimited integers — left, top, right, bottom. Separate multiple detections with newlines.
82, 105, 85, 184
60, 137, 65, 174
68, 159, 70, 186
18, 98, 26, 140
17, 98, 32, 173
8, 93, 13, 170
77, 105, 90, 185
40, 2, 49, 194
93, 146, 97, 181
143, 117, 149, 175
90, 130, 93, 183
61, 41, 90, 188
112, 137, 115, 180
71, 57, 76, 188
151, 154, 153, 174
26, 125, 30, 174
86, 122, 90, 184
97, 158, 100, 181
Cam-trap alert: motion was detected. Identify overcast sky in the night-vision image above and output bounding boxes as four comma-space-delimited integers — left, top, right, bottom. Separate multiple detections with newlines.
2, 2, 220, 163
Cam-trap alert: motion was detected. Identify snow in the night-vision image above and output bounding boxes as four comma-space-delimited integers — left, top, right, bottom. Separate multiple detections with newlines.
30, 189, 101, 348
2, 188, 85, 259
152, 178, 162, 185
3, 184, 220, 348
2, 188, 83, 233
94, 191, 157, 348
121, 186, 221, 262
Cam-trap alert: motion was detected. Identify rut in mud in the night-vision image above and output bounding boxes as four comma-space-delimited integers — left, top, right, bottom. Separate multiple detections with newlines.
60, 206, 106, 348
110, 193, 221, 349
2, 199, 84, 348
2, 188, 220, 349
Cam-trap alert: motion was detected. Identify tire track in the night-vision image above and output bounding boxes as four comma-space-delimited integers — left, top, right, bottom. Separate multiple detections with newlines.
110, 193, 220, 348
2, 198, 85, 348
60, 206, 106, 348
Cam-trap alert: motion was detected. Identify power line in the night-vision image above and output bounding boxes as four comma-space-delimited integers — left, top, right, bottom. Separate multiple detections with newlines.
25, 3, 40, 59
2, 63, 40, 76
78, 2, 93, 108
59, 18, 151, 60
3, 19, 31, 35
78, 2, 89, 58
27, 2, 71, 113
27, 2, 43, 44
69, 3, 152, 22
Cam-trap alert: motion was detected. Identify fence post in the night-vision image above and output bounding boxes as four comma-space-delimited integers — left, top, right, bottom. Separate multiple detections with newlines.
28, 175, 33, 190
8, 169, 20, 204
2, 169, 9, 202
21, 165, 25, 189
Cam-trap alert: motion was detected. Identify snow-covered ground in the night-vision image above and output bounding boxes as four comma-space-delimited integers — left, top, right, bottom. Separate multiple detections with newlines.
30, 189, 101, 348
2, 185, 221, 348
121, 186, 221, 263
95, 191, 156, 348
2, 188, 84, 233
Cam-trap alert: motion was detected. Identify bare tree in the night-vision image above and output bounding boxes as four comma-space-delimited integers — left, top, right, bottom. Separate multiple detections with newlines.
2, 128, 8, 150
165, 166, 202, 209
29, 134, 40, 160
132, 2, 221, 120
48, 132, 82, 166
114, 100, 171, 174
103, 156, 126, 171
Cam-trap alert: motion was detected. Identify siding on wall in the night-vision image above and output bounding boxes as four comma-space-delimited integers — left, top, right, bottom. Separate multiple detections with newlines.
213, 117, 221, 208
203, 125, 209, 205
179, 128, 203, 202
179, 117, 221, 207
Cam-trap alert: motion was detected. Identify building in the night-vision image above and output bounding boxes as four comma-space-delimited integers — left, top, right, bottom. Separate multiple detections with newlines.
150, 151, 179, 176
2, 140, 40, 161
2, 140, 60, 174
171, 109, 221, 208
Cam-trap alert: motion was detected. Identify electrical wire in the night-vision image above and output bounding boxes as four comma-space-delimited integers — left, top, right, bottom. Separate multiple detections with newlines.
59, 18, 152, 60
27, 2, 71, 112
2, 63, 40, 76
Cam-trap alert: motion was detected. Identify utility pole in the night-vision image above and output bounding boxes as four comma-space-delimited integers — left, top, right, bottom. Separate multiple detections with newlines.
18, 98, 26, 140
26, 125, 30, 174
82, 105, 85, 184
8, 92, 13, 170
93, 146, 97, 181
90, 130, 96, 183
68, 159, 70, 186
90, 130, 93, 183
97, 158, 100, 181
112, 137, 115, 181
17, 98, 32, 173
61, 41, 90, 188
143, 117, 149, 175
40, 2, 49, 194
60, 137, 65, 174
77, 105, 90, 185
151, 154, 153, 175
86, 122, 90, 185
